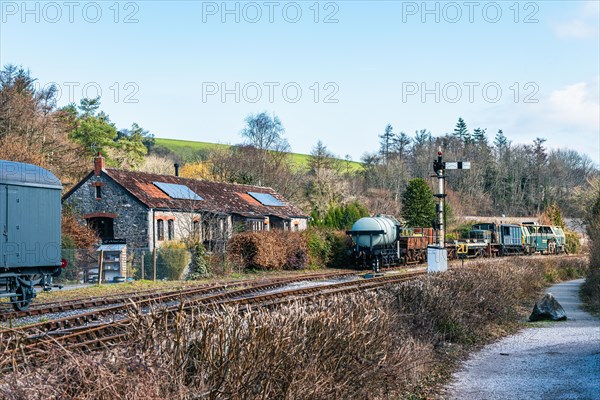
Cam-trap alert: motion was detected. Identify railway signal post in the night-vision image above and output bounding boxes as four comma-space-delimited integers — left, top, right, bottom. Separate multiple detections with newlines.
427, 148, 470, 273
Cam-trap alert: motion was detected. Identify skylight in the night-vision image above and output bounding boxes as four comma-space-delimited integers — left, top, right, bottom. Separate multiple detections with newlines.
247, 192, 284, 206
153, 182, 203, 201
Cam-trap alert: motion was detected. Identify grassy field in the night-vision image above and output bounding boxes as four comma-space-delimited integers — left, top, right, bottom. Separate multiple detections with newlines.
154, 137, 364, 172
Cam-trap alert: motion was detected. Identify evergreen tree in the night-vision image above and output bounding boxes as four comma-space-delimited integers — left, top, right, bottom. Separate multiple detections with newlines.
472, 127, 487, 144
379, 124, 394, 163
494, 129, 509, 148
453, 117, 470, 143
401, 178, 436, 227
309, 140, 335, 175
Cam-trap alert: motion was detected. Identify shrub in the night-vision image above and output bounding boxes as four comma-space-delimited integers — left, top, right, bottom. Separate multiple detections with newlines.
324, 230, 352, 268
156, 241, 191, 280
227, 231, 308, 271
565, 229, 581, 254
581, 269, 600, 315
304, 229, 331, 268
187, 242, 210, 279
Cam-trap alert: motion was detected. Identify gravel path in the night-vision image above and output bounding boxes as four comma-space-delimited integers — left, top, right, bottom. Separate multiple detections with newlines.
444, 279, 600, 400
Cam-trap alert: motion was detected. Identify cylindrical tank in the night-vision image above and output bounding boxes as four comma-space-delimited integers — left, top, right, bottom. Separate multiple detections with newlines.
351, 216, 399, 248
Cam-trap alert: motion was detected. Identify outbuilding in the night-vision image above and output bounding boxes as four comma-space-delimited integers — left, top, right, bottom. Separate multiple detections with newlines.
62, 154, 308, 252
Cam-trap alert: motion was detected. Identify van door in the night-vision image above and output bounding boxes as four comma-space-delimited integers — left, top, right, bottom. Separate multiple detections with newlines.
4, 185, 21, 267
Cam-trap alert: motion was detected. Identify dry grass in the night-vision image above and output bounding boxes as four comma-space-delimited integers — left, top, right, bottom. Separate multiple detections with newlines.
0, 256, 588, 399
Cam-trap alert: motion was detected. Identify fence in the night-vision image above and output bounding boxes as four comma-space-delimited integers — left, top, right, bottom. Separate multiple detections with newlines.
59, 246, 232, 284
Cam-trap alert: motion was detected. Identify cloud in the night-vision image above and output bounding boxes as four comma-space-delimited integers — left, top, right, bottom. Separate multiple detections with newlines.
543, 79, 600, 130
480, 78, 600, 164
553, 1, 599, 39
554, 19, 596, 39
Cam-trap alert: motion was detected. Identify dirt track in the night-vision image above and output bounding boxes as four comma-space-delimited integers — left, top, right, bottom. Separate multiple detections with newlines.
444, 278, 600, 400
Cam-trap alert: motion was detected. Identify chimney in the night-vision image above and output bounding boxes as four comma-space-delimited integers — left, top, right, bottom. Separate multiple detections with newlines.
174, 163, 180, 177
94, 152, 105, 176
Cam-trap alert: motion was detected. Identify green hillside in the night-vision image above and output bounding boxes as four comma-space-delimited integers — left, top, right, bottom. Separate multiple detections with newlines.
153, 138, 364, 172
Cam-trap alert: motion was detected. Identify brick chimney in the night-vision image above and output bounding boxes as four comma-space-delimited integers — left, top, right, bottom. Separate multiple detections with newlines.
94, 152, 105, 176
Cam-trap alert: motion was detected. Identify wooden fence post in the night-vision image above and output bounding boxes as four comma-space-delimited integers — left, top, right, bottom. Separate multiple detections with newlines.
98, 250, 104, 285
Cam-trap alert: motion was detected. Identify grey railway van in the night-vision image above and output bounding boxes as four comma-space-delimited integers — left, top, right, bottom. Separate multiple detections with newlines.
0, 160, 63, 310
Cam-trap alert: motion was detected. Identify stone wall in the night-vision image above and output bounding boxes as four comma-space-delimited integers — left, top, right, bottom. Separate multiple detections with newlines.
64, 172, 151, 249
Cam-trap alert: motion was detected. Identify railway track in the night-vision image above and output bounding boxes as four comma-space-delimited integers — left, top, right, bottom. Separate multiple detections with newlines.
2, 269, 427, 366
0, 270, 373, 338
0, 270, 363, 322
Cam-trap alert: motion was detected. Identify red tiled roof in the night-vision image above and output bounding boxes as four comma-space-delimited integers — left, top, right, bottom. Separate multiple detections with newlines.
104, 168, 307, 219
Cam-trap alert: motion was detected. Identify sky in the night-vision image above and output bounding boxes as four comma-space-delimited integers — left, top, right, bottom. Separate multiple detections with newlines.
1, 0, 599, 164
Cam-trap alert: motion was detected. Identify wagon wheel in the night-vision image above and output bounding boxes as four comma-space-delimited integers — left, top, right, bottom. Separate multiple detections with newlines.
9, 275, 39, 311
10, 285, 32, 311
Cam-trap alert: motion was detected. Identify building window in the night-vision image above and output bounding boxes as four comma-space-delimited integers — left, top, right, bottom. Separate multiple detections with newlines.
193, 220, 200, 240
167, 220, 174, 241
202, 220, 211, 242
247, 220, 264, 231
95, 186, 101, 199
157, 219, 164, 241
87, 217, 114, 240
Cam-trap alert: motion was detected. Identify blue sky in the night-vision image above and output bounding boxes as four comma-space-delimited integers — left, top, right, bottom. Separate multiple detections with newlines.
1, 1, 599, 163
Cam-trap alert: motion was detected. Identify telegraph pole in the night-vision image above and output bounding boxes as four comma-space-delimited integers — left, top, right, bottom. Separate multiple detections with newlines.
427, 147, 470, 273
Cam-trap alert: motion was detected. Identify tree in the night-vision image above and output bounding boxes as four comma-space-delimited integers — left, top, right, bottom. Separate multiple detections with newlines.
0, 65, 87, 185
112, 123, 149, 169
586, 188, 600, 268
541, 203, 564, 227
78, 97, 101, 117
401, 178, 436, 227
472, 127, 487, 144
69, 98, 118, 156
494, 129, 509, 149
392, 132, 412, 159
241, 111, 289, 152
453, 117, 470, 143
309, 140, 336, 175
379, 124, 394, 163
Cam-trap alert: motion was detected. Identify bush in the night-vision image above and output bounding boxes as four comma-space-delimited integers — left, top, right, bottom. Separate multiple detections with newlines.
227, 231, 308, 271
156, 241, 191, 280
324, 230, 352, 268
565, 229, 580, 254
309, 201, 369, 230
581, 269, 600, 315
304, 229, 331, 268
187, 242, 210, 280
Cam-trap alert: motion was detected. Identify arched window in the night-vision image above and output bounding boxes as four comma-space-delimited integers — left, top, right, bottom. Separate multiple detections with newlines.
157, 219, 164, 241
167, 220, 175, 240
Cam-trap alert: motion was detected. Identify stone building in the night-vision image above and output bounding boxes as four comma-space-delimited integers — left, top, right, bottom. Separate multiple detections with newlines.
63, 155, 308, 251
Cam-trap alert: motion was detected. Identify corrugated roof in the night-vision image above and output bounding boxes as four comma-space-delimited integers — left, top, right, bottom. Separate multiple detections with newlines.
103, 168, 307, 218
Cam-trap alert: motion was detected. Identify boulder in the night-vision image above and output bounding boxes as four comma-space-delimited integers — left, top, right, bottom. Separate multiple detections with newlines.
529, 293, 567, 322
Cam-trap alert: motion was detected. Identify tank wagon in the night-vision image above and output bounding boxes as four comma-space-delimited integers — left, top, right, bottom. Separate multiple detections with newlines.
346, 215, 435, 271
0, 160, 66, 310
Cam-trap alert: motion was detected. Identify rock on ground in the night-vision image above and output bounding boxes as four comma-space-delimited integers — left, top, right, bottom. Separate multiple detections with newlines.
529, 292, 567, 321
443, 279, 600, 400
